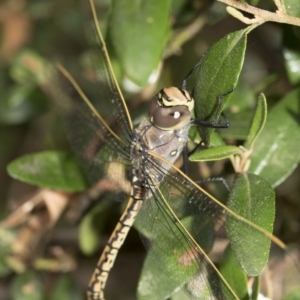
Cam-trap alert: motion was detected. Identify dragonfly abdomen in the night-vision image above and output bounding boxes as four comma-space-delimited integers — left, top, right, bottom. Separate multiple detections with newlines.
87, 196, 142, 300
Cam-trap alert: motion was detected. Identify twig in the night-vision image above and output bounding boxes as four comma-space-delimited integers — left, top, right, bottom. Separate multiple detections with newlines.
273, 0, 286, 14
217, 0, 300, 26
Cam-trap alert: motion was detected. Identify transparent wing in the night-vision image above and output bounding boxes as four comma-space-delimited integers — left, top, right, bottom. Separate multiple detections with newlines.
135, 152, 300, 299
81, 0, 133, 145
45, 64, 132, 187
45, 0, 134, 186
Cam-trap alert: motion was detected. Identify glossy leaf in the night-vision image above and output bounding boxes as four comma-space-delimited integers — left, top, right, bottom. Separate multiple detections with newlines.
249, 0, 260, 5
220, 110, 253, 140
0, 228, 15, 277
10, 271, 44, 300
79, 199, 113, 255
189, 145, 242, 161
248, 88, 300, 187
7, 151, 88, 192
244, 93, 267, 150
226, 173, 275, 275
49, 276, 83, 300
219, 245, 248, 299
138, 214, 214, 299
109, 0, 171, 87
283, 47, 300, 85
282, 0, 300, 17
238, 0, 260, 5
9, 49, 48, 85
192, 28, 247, 144
138, 252, 182, 300
0, 85, 45, 125
282, 289, 300, 300
171, 289, 190, 300
225, 80, 256, 112
209, 130, 227, 147
0, 1, 299, 300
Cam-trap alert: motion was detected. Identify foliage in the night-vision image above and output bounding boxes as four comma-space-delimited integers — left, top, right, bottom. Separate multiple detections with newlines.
1, 0, 300, 299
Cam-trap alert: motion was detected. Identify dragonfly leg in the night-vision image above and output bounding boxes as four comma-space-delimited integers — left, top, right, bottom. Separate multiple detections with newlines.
195, 176, 230, 192
87, 196, 142, 300
183, 145, 230, 191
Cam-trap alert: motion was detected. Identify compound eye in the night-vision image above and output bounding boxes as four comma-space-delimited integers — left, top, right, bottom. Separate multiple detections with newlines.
150, 105, 191, 130
148, 98, 159, 119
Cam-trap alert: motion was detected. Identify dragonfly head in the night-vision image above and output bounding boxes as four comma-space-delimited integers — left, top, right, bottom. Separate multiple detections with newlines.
148, 87, 194, 130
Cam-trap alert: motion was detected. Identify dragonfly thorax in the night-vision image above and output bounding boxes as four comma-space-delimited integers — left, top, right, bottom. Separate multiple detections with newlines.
131, 116, 191, 190
130, 87, 193, 183
148, 87, 194, 130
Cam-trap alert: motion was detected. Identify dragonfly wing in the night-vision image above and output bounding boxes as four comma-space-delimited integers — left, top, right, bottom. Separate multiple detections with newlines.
136, 159, 236, 299
44, 0, 134, 186
45, 66, 131, 187
81, 0, 133, 144
135, 153, 300, 299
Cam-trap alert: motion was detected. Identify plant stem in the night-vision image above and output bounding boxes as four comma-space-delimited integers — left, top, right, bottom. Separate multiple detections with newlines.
217, 0, 300, 26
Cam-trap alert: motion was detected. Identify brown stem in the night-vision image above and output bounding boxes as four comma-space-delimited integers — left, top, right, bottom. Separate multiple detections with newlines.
218, 0, 300, 26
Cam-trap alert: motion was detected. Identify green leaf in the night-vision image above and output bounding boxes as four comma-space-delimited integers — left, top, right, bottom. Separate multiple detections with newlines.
219, 245, 248, 300
250, 276, 260, 300
248, 88, 300, 187
10, 271, 45, 300
249, 0, 260, 5
282, 289, 300, 300
226, 80, 256, 112
109, 0, 171, 87
7, 151, 88, 192
137, 215, 214, 299
9, 49, 49, 85
283, 25, 300, 86
189, 145, 242, 162
0, 228, 15, 277
79, 199, 112, 255
244, 93, 267, 149
282, 0, 300, 17
193, 28, 248, 144
170, 289, 190, 300
49, 275, 83, 300
226, 173, 275, 276
220, 110, 253, 140
170, 0, 188, 17
283, 47, 300, 85
138, 252, 182, 300
0, 85, 46, 125
238, 0, 260, 4
209, 130, 227, 147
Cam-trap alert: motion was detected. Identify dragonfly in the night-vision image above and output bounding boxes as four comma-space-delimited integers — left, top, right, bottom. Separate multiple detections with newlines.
46, 0, 300, 299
